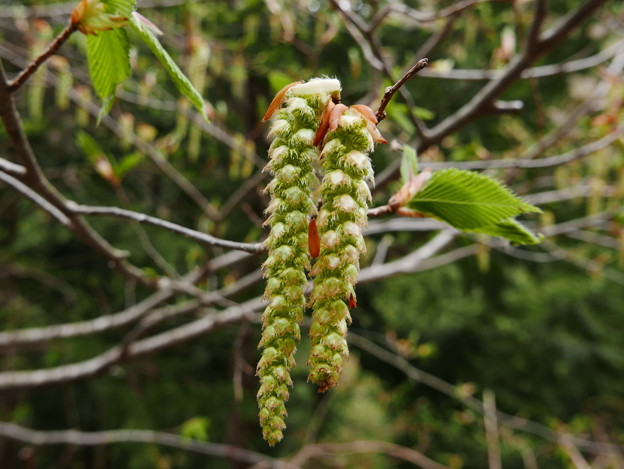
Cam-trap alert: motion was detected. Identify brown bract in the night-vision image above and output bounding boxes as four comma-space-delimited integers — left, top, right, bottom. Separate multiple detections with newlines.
313, 100, 335, 147
262, 81, 304, 122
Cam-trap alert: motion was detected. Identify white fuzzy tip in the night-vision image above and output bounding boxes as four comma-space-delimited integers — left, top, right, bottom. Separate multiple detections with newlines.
289, 78, 341, 97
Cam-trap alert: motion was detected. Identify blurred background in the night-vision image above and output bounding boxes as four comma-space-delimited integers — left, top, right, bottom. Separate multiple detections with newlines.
1, 0, 623, 467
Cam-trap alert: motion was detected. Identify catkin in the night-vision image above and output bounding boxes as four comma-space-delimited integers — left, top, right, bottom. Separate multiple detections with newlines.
258, 78, 341, 445
308, 107, 375, 392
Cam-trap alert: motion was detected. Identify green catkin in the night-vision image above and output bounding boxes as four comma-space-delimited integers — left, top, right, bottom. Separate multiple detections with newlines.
308, 108, 375, 392
258, 78, 341, 445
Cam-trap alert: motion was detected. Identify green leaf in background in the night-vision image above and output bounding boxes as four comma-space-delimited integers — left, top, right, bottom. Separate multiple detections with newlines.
180, 417, 210, 442
129, 14, 207, 120
471, 218, 543, 245
400, 145, 418, 184
406, 168, 541, 230
86, 28, 131, 103
76, 130, 105, 162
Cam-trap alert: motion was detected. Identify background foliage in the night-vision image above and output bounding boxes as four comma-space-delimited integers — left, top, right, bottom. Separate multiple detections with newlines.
1, 0, 623, 467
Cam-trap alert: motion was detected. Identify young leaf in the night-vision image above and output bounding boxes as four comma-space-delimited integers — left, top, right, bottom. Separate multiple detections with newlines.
129, 14, 207, 120
400, 145, 418, 184
86, 27, 131, 102
471, 218, 543, 245
103, 0, 136, 17
406, 168, 540, 230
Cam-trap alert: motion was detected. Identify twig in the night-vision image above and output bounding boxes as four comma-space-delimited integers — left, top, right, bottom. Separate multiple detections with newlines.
483, 390, 502, 469
0, 299, 262, 390
7, 23, 76, 92
375, 58, 429, 123
0, 170, 71, 227
289, 440, 452, 469
348, 333, 624, 455
0, 59, 156, 287
417, 40, 624, 80
0, 157, 26, 176
0, 421, 284, 467
66, 202, 264, 253
391, 0, 513, 23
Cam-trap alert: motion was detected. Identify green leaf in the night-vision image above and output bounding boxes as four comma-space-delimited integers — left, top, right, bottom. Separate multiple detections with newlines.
129, 14, 207, 119
406, 169, 541, 230
86, 28, 131, 102
471, 218, 543, 245
400, 146, 418, 184
180, 417, 210, 442
116, 152, 144, 178
76, 130, 105, 163
103, 0, 136, 17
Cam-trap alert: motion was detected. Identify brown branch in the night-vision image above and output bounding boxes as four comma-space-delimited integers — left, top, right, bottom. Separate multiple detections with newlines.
0, 170, 71, 226
0, 421, 284, 467
66, 202, 264, 253
7, 23, 76, 92
0, 59, 156, 287
0, 299, 262, 390
375, 58, 429, 123
348, 333, 624, 455
417, 40, 624, 80
421, 0, 610, 150
289, 440, 452, 469
483, 390, 502, 469
0, 156, 26, 176
391, 0, 514, 24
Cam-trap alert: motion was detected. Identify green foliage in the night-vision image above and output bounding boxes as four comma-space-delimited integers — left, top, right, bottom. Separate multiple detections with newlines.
85, 28, 130, 101
399, 145, 418, 184
103, 0, 136, 17
407, 168, 541, 243
472, 218, 543, 245
129, 15, 207, 120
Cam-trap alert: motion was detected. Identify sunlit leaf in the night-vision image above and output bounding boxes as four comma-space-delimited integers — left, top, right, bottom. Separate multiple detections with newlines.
129, 13, 207, 120
86, 27, 130, 103
471, 218, 543, 245
406, 168, 541, 230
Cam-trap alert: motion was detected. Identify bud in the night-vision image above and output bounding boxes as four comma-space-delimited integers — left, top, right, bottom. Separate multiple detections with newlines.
71, 0, 128, 35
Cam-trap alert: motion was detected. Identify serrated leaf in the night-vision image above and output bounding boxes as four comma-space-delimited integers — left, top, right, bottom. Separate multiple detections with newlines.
400, 146, 418, 184
86, 28, 130, 103
471, 218, 543, 245
406, 168, 541, 229
129, 14, 207, 120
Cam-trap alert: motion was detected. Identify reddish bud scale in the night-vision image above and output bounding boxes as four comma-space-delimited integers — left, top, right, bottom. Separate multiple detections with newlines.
308, 218, 320, 258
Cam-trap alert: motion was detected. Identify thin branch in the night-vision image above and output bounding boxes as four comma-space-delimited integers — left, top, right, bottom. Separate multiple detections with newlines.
0, 59, 156, 287
0, 421, 285, 468
0, 299, 262, 390
390, 0, 513, 24
289, 440, 452, 469
0, 157, 26, 176
348, 333, 624, 455
0, 285, 176, 352
417, 40, 624, 80
375, 58, 429, 123
484, 390, 502, 469
66, 202, 264, 253
7, 23, 76, 92
0, 170, 71, 227
422, 0, 610, 150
